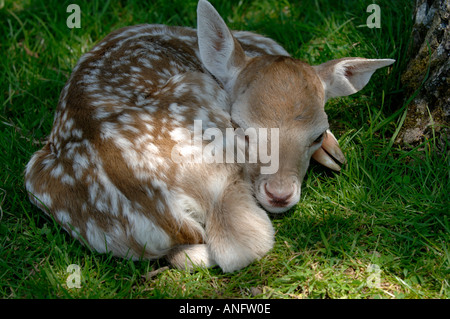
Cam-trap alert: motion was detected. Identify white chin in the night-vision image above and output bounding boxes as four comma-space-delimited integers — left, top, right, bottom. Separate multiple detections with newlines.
260, 202, 294, 214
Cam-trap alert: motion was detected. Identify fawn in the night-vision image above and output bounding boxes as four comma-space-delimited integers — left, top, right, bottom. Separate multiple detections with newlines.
25, 0, 394, 272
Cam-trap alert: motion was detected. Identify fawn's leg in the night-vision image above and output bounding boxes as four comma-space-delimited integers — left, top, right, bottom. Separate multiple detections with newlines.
166, 244, 216, 270
206, 178, 275, 273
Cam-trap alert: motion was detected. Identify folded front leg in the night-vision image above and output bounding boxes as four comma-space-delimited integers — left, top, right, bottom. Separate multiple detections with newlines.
206, 178, 275, 273
167, 244, 216, 270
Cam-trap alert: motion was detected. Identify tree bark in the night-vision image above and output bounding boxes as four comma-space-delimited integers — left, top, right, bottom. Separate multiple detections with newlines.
398, 0, 449, 149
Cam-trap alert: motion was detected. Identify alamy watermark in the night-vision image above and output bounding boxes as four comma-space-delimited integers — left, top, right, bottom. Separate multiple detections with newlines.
66, 4, 81, 29
366, 264, 382, 288
366, 4, 381, 28
170, 120, 280, 174
66, 4, 382, 30
65, 263, 382, 290
66, 264, 81, 288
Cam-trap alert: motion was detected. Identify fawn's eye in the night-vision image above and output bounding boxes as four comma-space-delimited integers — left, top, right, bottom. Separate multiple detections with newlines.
311, 131, 326, 146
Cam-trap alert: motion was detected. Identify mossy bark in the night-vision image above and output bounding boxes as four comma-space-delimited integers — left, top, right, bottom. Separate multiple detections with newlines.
398, 0, 449, 149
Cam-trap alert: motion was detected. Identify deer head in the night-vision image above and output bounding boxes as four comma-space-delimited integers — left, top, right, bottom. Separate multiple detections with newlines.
197, 0, 394, 213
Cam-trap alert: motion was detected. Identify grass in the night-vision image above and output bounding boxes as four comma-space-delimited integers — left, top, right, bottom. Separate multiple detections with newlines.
1, 0, 448, 299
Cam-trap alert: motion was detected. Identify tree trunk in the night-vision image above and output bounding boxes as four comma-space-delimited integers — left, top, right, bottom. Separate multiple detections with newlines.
398, 0, 449, 149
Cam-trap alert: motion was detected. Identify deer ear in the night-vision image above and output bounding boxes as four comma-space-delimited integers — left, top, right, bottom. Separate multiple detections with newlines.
313, 58, 395, 100
197, 0, 246, 92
